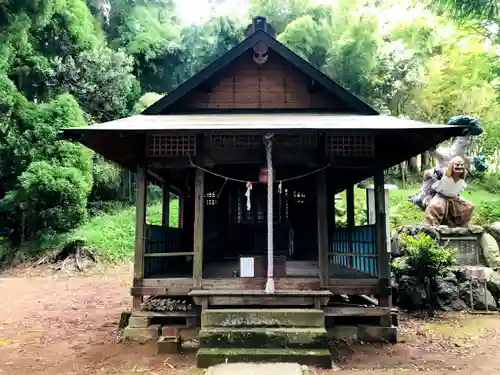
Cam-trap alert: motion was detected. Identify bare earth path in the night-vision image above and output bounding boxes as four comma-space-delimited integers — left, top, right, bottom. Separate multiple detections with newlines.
1, 263, 500, 375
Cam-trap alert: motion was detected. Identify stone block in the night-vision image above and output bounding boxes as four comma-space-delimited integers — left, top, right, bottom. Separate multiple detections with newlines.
196, 348, 332, 369
326, 326, 357, 341
128, 316, 150, 328
118, 311, 131, 329
161, 326, 180, 338
180, 328, 200, 341
157, 336, 180, 354
123, 324, 160, 341
199, 327, 328, 349
357, 325, 398, 343
379, 314, 393, 327
201, 309, 324, 328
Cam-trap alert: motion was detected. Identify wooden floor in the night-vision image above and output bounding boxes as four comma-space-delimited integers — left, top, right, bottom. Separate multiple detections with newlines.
201, 260, 373, 279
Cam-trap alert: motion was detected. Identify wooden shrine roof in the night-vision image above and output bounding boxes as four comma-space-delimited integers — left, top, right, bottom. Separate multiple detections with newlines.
63, 113, 467, 134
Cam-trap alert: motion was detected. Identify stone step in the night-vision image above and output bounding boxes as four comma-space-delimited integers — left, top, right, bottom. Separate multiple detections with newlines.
196, 348, 332, 368
201, 309, 324, 328
199, 327, 328, 349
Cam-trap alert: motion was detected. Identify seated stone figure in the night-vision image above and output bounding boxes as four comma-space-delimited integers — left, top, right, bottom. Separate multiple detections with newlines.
423, 156, 475, 227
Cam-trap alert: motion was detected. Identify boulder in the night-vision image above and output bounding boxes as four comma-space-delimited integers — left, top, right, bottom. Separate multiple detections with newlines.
487, 222, 500, 245
459, 278, 497, 310
435, 273, 462, 311
469, 225, 484, 234
450, 227, 470, 235
486, 270, 500, 301
480, 232, 500, 269
391, 234, 403, 258
396, 275, 427, 311
437, 225, 451, 235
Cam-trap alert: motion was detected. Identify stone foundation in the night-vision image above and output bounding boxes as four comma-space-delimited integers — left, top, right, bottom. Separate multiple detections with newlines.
327, 325, 398, 343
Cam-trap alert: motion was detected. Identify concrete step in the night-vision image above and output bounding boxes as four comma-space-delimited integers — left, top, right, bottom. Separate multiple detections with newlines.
199, 327, 328, 349
196, 348, 332, 368
201, 309, 324, 328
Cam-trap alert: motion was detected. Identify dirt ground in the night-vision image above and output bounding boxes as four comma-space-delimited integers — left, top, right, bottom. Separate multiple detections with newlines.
1, 263, 500, 375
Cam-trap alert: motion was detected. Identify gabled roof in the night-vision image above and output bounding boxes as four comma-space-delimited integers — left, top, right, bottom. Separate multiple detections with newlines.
143, 18, 378, 116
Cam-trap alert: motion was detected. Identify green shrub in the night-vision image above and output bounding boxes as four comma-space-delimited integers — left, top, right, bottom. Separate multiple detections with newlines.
402, 233, 457, 279
472, 199, 500, 226
398, 233, 457, 311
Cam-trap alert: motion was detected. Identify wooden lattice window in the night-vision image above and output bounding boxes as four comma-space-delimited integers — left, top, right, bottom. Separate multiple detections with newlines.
274, 135, 317, 149
148, 135, 196, 157
326, 135, 374, 157
207, 135, 261, 149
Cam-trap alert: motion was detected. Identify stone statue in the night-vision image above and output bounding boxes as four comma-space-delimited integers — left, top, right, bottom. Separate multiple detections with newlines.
423, 156, 476, 227
409, 115, 487, 211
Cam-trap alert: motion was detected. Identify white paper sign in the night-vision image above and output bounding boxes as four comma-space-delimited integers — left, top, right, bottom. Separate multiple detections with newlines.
240, 257, 255, 278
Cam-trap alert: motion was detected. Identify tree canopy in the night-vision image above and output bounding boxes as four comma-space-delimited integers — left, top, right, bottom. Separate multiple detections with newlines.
0, 0, 499, 245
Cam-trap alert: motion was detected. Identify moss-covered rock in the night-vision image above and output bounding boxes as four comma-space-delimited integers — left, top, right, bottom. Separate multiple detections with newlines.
201, 309, 324, 328
199, 327, 328, 349
196, 348, 332, 368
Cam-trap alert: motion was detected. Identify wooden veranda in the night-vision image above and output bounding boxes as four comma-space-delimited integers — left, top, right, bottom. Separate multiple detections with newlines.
63, 17, 470, 314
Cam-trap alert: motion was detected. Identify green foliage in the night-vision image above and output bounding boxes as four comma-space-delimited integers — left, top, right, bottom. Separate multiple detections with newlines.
401, 233, 457, 280
473, 199, 500, 226
6, 161, 91, 234
133, 92, 164, 114
64, 199, 177, 262
50, 46, 140, 122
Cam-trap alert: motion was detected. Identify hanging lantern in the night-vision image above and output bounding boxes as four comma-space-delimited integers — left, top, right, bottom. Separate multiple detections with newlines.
259, 167, 268, 184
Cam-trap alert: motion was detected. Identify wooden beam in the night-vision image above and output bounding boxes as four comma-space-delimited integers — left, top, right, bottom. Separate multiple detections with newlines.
317, 169, 329, 288
133, 162, 147, 308
374, 168, 391, 308
162, 183, 170, 227
138, 277, 380, 296
193, 168, 205, 288
323, 306, 391, 317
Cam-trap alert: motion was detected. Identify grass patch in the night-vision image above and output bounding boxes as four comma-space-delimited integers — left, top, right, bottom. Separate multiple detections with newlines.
0, 199, 180, 265
343, 183, 500, 229
68, 199, 179, 262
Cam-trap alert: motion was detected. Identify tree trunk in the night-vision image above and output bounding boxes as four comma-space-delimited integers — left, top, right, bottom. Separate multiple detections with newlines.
400, 162, 406, 184
408, 157, 419, 173
421, 151, 431, 169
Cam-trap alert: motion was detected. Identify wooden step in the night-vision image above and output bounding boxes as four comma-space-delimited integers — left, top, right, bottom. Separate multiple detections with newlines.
196, 348, 332, 368
189, 289, 332, 308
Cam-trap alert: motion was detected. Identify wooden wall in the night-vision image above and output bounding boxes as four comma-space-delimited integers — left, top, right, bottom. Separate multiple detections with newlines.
172, 50, 353, 111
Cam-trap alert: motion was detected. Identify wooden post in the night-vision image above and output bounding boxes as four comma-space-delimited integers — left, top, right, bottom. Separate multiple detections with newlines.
374, 168, 391, 308
346, 185, 355, 267
317, 169, 329, 288
162, 183, 170, 227
193, 169, 205, 289
133, 163, 147, 308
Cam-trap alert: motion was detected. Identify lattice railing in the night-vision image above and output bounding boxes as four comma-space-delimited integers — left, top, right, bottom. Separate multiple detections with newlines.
326, 135, 375, 157
148, 135, 196, 157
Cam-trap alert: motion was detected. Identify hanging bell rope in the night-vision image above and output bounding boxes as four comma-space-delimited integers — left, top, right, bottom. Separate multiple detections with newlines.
264, 133, 275, 294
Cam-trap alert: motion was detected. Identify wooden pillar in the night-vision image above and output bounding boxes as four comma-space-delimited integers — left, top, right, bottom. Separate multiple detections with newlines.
133, 163, 147, 308
346, 185, 355, 267
193, 169, 205, 289
346, 185, 355, 228
317, 169, 329, 288
374, 168, 392, 308
178, 194, 185, 229
162, 183, 170, 227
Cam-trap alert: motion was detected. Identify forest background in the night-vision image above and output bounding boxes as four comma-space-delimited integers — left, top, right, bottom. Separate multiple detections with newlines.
0, 0, 499, 262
